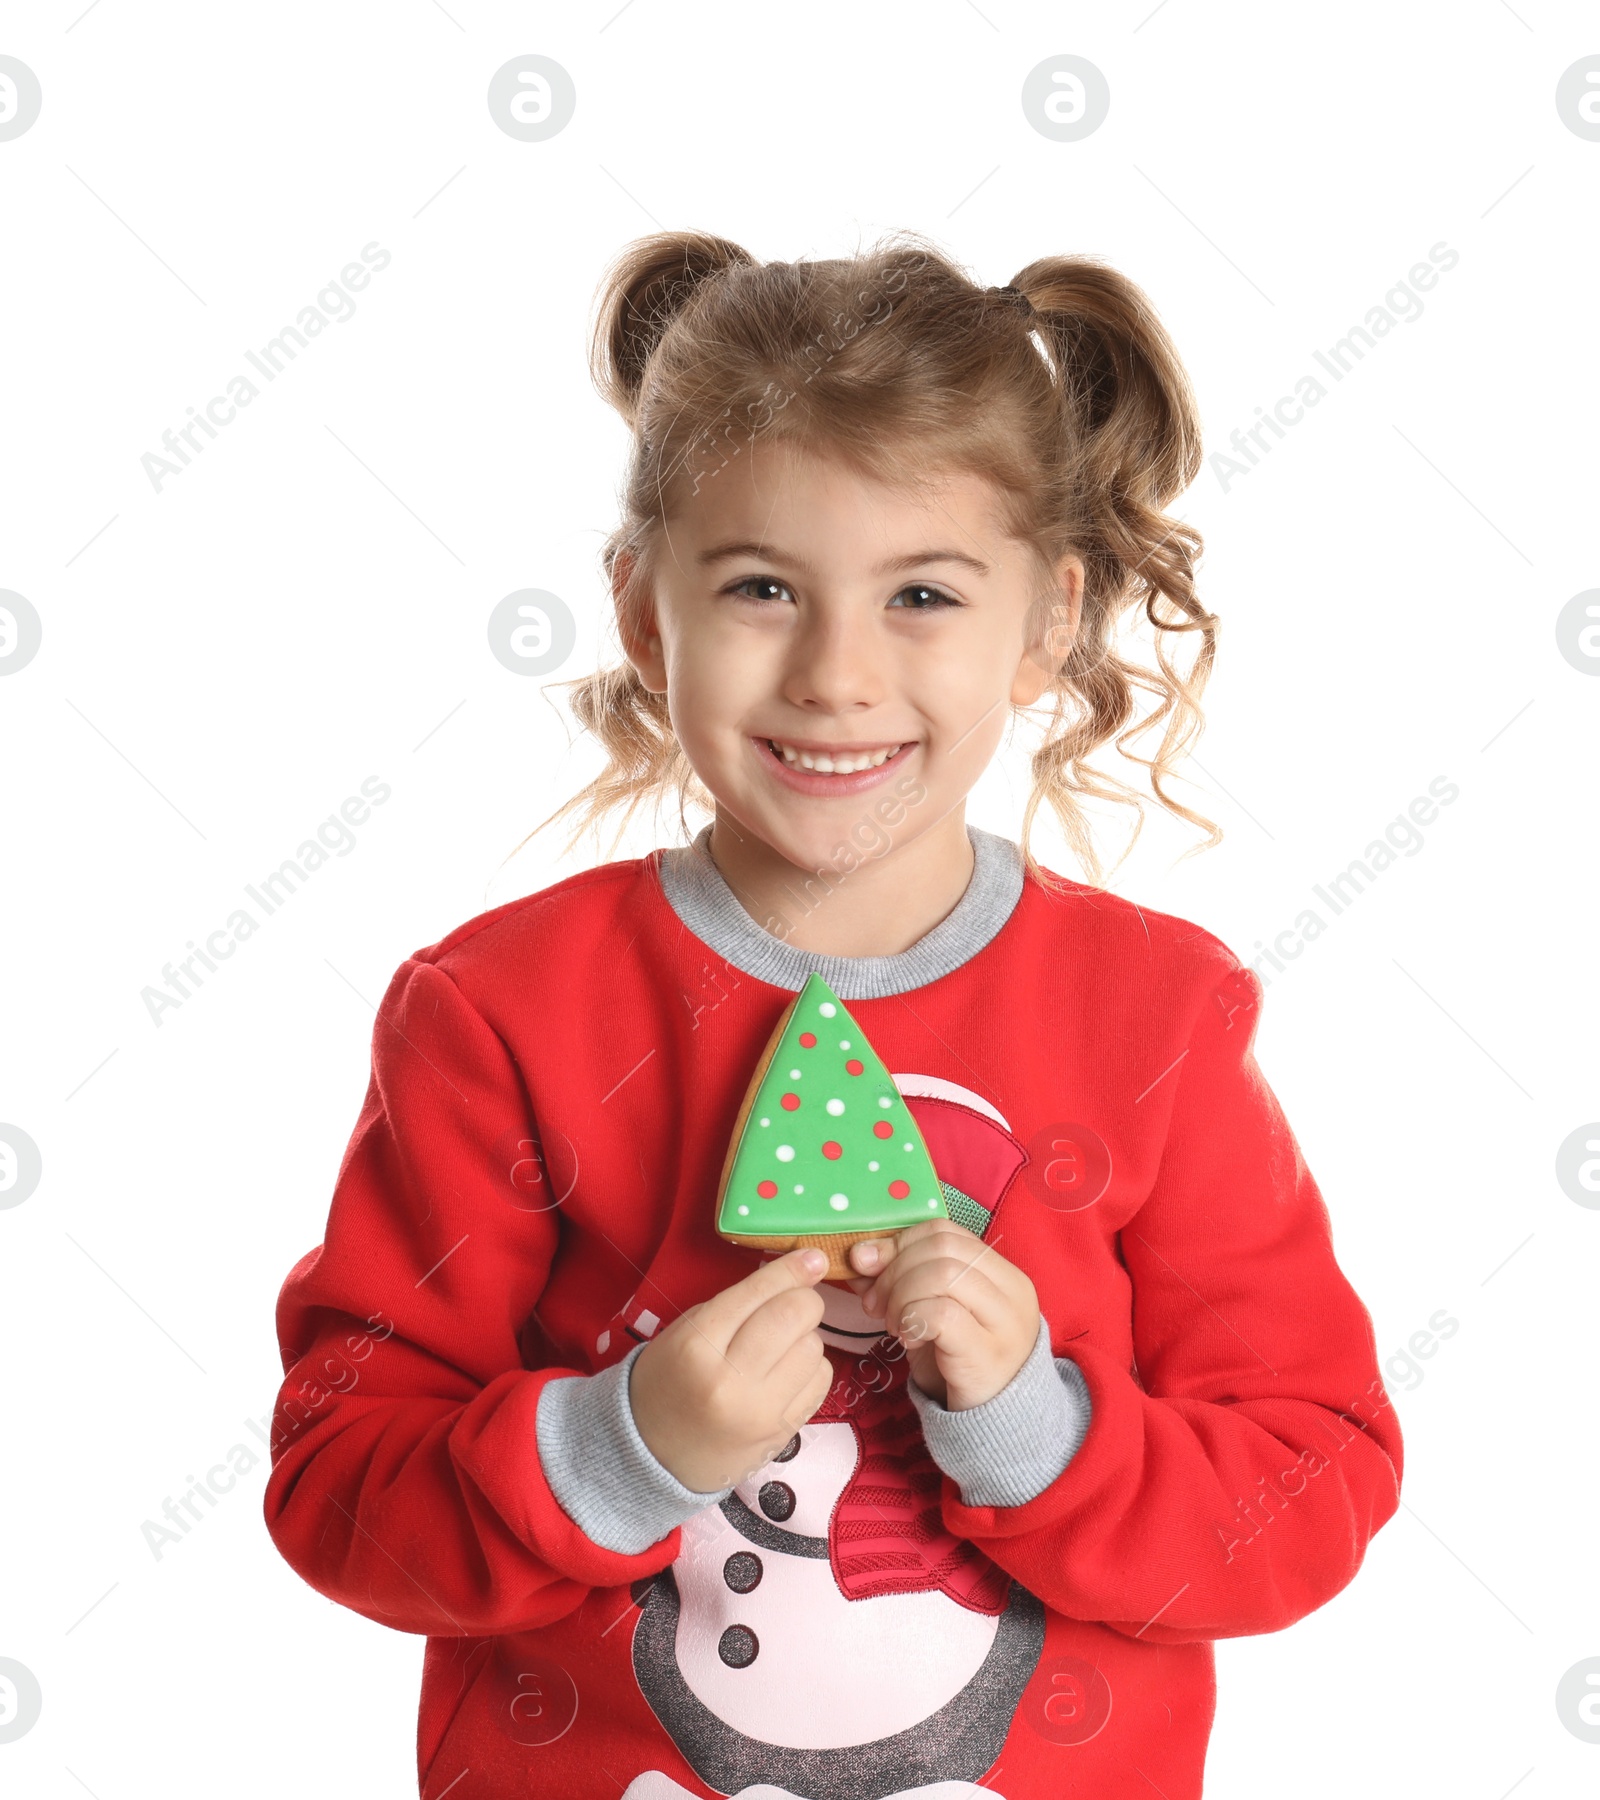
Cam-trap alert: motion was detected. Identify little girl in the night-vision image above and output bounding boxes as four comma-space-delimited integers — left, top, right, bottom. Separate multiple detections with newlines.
264, 231, 1402, 1800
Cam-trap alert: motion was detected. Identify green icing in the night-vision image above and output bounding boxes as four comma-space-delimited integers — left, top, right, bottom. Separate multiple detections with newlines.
717, 972, 949, 1238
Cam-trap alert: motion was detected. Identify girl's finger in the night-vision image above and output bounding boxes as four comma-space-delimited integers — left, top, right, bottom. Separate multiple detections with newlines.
884, 1261, 1009, 1339
693, 1246, 830, 1353
855, 1226, 959, 1310
873, 1219, 1001, 1284
846, 1236, 898, 1276
864, 1230, 1008, 1325
890, 1291, 979, 1355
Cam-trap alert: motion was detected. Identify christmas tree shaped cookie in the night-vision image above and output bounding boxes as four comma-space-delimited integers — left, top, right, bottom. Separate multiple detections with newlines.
715, 973, 948, 1278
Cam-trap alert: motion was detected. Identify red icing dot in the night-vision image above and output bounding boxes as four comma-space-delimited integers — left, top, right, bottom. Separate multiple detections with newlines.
873, 1121, 894, 1139
757, 1180, 778, 1198
822, 1141, 843, 1160
781, 1093, 801, 1111
845, 1059, 864, 1076
888, 1179, 911, 1199
799, 1032, 817, 1048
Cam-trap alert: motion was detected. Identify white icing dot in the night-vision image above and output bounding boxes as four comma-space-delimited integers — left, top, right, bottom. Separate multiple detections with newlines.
826, 1098, 845, 1116
868, 1160, 879, 1172
759, 1117, 770, 1127
903, 1142, 913, 1151
789, 1069, 802, 1080
794, 1184, 804, 1194
829, 1194, 849, 1211
776, 1145, 795, 1162
839, 1039, 850, 1051
927, 1198, 938, 1209
737, 1204, 750, 1215
818, 1002, 837, 1017
877, 1096, 892, 1109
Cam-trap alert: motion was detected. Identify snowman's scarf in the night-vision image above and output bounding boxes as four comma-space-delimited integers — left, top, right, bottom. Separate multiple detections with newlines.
812, 1337, 1011, 1616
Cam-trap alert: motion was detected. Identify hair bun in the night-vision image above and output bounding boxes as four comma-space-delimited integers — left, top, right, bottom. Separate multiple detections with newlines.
989, 283, 1036, 320
591, 231, 756, 425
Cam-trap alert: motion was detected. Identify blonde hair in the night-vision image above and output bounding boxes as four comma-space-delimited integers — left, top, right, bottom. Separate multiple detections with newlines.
535, 228, 1218, 887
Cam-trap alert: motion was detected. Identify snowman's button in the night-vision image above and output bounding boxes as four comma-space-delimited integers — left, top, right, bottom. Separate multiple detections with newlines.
717, 1624, 759, 1669
757, 1480, 796, 1522
722, 1552, 762, 1594
774, 1434, 800, 1463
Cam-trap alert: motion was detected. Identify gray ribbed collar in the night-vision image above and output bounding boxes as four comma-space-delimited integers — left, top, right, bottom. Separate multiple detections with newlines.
654, 823, 1024, 999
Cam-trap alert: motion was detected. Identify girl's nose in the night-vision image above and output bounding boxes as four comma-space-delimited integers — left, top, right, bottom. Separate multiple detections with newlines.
779, 606, 886, 714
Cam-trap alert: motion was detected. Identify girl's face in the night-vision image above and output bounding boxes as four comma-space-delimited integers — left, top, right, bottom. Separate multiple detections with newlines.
619, 440, 1082, 879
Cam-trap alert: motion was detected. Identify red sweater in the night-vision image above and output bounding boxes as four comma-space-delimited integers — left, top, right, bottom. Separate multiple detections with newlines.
264, 847, 1402, 1799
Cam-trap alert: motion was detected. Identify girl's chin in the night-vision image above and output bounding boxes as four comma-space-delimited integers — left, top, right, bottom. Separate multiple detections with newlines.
711, 808, 904, 889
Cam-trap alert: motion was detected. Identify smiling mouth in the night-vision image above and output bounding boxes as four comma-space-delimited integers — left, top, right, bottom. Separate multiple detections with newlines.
763, 738, 907, 775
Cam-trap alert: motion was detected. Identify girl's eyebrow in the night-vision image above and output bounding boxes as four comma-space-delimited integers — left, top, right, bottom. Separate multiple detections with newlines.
697, 539, 991, 578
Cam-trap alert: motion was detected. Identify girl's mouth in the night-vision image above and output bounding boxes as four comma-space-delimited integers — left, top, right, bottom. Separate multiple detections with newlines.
754, 736, 915, 795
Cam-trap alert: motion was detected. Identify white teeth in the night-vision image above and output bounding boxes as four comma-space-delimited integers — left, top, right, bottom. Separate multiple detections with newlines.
769, 741, 901, 774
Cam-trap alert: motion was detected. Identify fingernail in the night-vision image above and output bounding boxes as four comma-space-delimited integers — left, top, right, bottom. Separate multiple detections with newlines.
799, 1248, 827, 1273
856, 1242, 881, 1269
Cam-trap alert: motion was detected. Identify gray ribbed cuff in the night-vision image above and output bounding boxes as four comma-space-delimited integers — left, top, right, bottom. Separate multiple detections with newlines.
535, 1343, 734, 1555
907, 1315, 1093, 1508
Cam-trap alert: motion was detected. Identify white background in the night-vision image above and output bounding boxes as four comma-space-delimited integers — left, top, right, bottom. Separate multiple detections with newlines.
1, 2, 1595, 1795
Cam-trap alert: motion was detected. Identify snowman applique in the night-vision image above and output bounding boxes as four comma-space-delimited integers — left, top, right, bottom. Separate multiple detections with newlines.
622, 1075, 1043, 1800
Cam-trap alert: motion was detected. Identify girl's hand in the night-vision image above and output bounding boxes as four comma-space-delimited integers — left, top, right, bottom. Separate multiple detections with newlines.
629, 1246, 835, 1493
847, 1223, 1040, 1411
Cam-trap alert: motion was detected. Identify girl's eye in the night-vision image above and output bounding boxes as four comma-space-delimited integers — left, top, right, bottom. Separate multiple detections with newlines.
726, 576, 793, 603
887, 584, 961, 611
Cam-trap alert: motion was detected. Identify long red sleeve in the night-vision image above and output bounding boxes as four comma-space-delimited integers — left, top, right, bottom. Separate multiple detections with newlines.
936, 964, 1404, 1642
263, 955, 677, 1639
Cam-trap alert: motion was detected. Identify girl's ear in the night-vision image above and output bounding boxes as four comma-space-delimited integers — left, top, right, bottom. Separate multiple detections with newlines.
1012, 553, 1084, 707
613, 549, 669, 694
